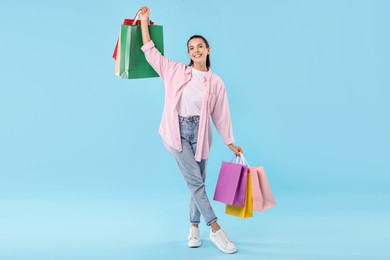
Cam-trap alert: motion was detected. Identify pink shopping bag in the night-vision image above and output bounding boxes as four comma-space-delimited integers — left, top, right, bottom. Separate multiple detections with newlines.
213, 160, 248, 206
250, 166, 276, 211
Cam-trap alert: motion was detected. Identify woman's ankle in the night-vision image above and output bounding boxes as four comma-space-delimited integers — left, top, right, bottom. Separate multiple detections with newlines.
210, 222, 221, 233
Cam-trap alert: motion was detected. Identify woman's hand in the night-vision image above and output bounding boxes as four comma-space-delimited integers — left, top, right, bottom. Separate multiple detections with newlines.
139, 6, 150, 22
228, 143, 243, 156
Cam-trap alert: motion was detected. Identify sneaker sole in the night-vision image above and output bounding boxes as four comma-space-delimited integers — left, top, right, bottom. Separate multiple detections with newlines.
188, 241, 201, 248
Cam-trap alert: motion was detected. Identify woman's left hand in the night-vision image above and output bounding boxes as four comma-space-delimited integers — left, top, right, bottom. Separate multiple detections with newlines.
139, 6, 150, 21
228, 143, 243, 156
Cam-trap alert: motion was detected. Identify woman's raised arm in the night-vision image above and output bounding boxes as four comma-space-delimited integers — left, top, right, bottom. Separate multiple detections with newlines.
139, 7, 151, 44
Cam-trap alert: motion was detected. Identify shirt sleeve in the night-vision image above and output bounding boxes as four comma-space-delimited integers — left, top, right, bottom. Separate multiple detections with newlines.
211, 83, 235, 145
141, 40, 174, 81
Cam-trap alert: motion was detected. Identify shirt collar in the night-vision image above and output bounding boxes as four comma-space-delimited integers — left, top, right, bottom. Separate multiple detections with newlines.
187, 66, 212, 80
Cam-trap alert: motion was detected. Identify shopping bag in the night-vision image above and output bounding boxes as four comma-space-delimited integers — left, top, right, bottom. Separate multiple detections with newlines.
118, 23, 164, 79
114, 26, 122, 76
251, 166, 276, 211
213, 158, 248, 207
225, 171, 253, 218
113, 10, 164, 79
250, 166, 264, 211
112, 18, 155, 60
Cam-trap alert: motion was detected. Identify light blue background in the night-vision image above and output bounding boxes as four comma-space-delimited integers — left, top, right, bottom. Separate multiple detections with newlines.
1, 0, 389, 259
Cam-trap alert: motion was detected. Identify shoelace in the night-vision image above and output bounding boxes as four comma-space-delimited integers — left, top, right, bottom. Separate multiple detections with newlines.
190, 228, 199, 240
217, 230, 231, 246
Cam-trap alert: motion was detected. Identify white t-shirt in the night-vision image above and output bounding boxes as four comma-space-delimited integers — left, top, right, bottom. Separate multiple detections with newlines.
178, 68, 209, 117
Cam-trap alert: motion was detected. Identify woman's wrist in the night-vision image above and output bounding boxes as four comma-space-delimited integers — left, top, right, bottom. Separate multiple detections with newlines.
140, 18, 149, 25
228, 143, 243, 155
228, 143, 236, 150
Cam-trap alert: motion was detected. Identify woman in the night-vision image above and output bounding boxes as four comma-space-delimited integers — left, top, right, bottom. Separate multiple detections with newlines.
139, 7, 242, 254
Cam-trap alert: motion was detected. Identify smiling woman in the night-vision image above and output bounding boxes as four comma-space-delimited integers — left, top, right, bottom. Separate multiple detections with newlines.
138, 6, 242, 254
187, 35, 211, 70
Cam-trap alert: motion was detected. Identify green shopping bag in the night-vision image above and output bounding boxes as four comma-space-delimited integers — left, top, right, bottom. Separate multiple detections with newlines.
119, 24, 164, 79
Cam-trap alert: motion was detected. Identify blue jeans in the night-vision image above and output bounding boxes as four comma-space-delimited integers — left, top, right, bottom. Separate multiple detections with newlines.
171, 116, 218, 226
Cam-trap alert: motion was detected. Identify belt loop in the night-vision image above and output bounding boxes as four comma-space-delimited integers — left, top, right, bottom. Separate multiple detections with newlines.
178, 115, 200, 122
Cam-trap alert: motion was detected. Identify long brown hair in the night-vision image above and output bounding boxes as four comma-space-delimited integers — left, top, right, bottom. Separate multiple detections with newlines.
187, 35, 211, 69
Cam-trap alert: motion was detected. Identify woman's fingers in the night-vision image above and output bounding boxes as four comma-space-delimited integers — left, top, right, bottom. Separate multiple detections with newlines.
139, 6, 148, 14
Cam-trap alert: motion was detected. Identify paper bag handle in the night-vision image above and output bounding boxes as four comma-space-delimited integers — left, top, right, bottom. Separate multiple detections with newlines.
239, 153, 250, 166
132, 9, 150, 25
230, 153, 250, 166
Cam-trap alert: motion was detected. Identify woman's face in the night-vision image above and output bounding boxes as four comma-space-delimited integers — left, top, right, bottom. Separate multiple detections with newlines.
188, 38, 210, 65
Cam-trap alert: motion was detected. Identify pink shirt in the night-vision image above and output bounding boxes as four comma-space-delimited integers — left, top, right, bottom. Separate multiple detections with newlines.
141, 40, 234, 161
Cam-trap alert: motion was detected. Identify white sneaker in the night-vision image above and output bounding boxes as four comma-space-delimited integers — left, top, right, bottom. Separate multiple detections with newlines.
209, 229, 237, 254
188, 227, 201, 248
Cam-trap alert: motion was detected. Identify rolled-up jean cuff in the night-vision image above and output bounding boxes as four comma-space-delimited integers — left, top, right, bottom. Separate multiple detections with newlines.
207, 217, 218, 226
191, 221, 200, 224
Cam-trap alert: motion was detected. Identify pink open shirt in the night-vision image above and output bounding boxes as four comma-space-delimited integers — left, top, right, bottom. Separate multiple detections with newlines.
141, 40, 234, 161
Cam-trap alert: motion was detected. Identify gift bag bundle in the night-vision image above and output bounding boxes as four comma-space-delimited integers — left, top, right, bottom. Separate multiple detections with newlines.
213, 154, 276, 218
113, 10, 164, 79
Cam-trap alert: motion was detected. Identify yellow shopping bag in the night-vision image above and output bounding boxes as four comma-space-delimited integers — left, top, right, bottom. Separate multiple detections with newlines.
225, 171, 253, 218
